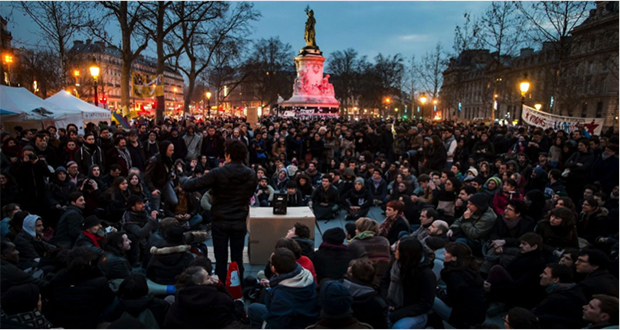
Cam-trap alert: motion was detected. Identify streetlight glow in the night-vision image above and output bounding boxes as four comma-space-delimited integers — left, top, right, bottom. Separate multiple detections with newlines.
89, 64, 100, 79
535, 104, 542, 111
89, 57, 100, 106
420, 95, 427, 104
520, 81, 530, 95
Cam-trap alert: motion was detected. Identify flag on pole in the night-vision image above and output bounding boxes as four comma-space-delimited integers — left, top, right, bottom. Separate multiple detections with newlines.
112, 110, 130, 129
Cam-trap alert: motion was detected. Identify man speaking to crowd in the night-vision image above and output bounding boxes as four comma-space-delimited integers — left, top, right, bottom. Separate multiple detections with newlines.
182, 140, 258, 281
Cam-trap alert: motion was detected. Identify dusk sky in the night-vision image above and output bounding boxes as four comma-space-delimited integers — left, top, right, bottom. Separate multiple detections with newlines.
2, 1, 491, 62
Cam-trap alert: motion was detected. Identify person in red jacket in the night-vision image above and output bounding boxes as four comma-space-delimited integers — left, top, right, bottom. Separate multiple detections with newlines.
493, 178, 522, 215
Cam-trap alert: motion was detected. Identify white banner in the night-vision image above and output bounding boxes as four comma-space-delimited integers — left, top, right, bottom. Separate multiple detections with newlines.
522, 105, 605, 136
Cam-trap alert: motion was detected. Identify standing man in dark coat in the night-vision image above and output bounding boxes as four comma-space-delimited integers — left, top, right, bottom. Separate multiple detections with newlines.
182, 140, 257, 281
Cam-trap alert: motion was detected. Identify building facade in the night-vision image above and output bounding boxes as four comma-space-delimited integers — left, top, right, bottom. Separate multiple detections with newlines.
441, 1, 619, 130
68, 40, 184, 113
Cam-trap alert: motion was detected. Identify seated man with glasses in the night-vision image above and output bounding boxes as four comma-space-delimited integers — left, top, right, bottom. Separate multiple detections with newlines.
575, 249, 619, 301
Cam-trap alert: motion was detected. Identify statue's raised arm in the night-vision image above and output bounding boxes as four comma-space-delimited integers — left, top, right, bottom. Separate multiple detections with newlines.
304, 6, 317, 48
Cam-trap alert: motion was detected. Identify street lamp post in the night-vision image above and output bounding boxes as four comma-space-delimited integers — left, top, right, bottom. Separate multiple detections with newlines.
206, 91, 212, 118
3, 54, 13, 86
385, 97, 391, 119
89, 57, 100, 106
519, 80, 530, 125
419, 94, 427, 120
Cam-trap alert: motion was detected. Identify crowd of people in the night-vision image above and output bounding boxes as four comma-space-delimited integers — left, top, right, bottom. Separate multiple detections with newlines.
0, 116, 618, 329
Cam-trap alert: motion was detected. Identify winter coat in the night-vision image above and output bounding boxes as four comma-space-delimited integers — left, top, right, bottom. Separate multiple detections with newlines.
43, 267, 115, 329
0, 259, 48, 295
489, 249, 546, 308
348, 235, 391, 286
577, 208, 612, 244
311, 185, 340, 207
535, 221, 580, 256
312, 242, 352, 282
146, 244, 194, 285
51, 205, 84, 248
75, 231, 105, 256
366, 177, 388, 201
292, 236, 315, 259
201, 133, 225, 158
341, 187, 373, 212
342, 278, 389, 329
492, 190, 523, 215
532, 283, 588, 329
74, 144, 104, 174
98, 250, 132, 280
144, 153, 172, 192
286, 190, 305, 206
10, 160, 53, 207
488, 215, 536, 248
591, 153, 619, 195
450, 207, 497, 243
13, 232, 53, 270
182, 161, 258, 224
439, 265, 487, 328
264, 265, 319, 329
47, 177, 78, 207
168, 135, 188, 161
383, 216, 410, 246
471, 140, 495, 161
578, 268, 619, 301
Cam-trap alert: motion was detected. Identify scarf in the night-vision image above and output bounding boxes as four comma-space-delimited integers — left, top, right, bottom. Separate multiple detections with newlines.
370, 176, 383, 189
305, 168, 318, 177
353, 230, 375, 240
83, 142, 96, 152
82, 230, 104, 248
115, 145, 132, 168
503, 215, 521, 230
378, 213, 405, 237
601, 152, 613, 161
387, 261, 404, 308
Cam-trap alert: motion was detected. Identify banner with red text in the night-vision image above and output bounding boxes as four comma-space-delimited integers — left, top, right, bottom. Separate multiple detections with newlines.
522, 105, 604, 136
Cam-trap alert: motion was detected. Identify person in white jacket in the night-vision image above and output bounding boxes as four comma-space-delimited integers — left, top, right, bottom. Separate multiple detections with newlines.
442, 128, 458, 170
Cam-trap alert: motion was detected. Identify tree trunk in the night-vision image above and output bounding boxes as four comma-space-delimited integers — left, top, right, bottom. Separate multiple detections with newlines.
183, 67, 197, 116
155, 2, 165, 123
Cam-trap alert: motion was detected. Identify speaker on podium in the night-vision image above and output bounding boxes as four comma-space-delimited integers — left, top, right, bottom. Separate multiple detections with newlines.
273, 193, 288, 215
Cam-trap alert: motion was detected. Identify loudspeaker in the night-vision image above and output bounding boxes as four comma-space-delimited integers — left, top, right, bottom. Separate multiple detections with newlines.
273, 193, 288, 215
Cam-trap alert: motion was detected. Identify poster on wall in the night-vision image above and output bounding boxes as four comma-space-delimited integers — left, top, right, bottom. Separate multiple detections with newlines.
131, 73, 164, 98
522, 105, 605, 136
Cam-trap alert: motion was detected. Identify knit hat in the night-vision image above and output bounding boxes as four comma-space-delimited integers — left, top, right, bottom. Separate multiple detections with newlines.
466, 167, 478, 177
463, 175, 475, 182
318, 281, 353, 318
165, 224, 185, 244
486, 177, 501, 188
83, 215, 102, 229
533, 166, 547, 178
66, 161, 78, 168
322, 228, 346, 245
54, 166, 68, 174
354, 177, 365, 185
1, 284, 40, 315
468, 193, 489, 212
127, 195, 145, 208
22, 214, 40, 238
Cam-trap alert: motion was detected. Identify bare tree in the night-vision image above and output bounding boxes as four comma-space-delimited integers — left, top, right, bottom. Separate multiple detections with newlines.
173, 2, 259, 115
415, 43, 446, 118
15, 48, 60, 98
17, 1, 92, 90
452, 12, 483, 56
89, 2, 152, 116
326, 48, 363, 116
515, 1, 591, 114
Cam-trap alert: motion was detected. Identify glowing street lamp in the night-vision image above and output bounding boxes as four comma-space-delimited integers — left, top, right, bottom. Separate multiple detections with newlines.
534, 104, 542, 111
206, 91, 212, 117
89, 57, 100, 106
518, 79, 530, 123
3, 54, 13, 86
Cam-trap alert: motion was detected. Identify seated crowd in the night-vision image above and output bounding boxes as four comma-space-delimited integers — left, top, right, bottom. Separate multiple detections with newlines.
0, 118, 618, 329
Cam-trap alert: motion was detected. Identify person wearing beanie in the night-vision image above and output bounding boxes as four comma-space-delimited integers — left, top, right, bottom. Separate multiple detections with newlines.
366, 169, 388, 205
13, 214, 54, 270
447, 193, 497, 253
0, 283, 53, 329
466, 167, 479, 178
482, 176, 501, 198
312, 228, 352, 282
168, 126, 188, 161
307, 280, 372, 329
144, 130, 160, 159
75, 215, 110, 257
146, 224, 194, 285
256, 175, 275, 207
284, 180, 305, 206
340, 177, 373, 221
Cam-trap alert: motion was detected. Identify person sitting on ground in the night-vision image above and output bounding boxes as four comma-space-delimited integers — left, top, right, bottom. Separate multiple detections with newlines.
575, 249, 619, 301
247, 248, 319, 329
484, 232, 547, 308
75, 215, 111, 257
310, 175, 340, 220
51, 192, 86, 248
492, 178, 522, 216
380, 237, 436, 329
283, 181, 305, 206
341, 177, 373, 221
307, 280, 373, 329
13, 214, 54, 270
348, 217, 391, 286
432, 242, 486, 329
447, 193, 497, 254
256, 176, 275, 207
481, 200, 535, 274
366, 169, 388, 205
503, 307, 540, 329
163, 266, 235, 329
535, 207, 580, 260
577, 198, 611, 245
108, 274, 170, 328
163, 177, 203, 229
146, 224, 194, 285
312, 227, 351, 282
378, 200, 410, 245
342, 258, 389, 329
581, 294, 619, 329
0, 283, 53, 329
98, 231, 133, 280
1, 240, 48, 295
410, 208, 438, 242
532, 263, 588, 329
285, 222, 314, 259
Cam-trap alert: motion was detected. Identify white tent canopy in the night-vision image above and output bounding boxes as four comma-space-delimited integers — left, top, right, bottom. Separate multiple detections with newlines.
46, 91, 111, 131
0, 85, 78, 119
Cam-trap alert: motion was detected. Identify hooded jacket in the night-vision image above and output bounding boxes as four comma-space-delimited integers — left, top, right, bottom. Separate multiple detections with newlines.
183, 161, 257, 225
342, 278, 388, 329
264, 264, 320, 329
146, 244, 194, 285
165, 284, 234, 329
312, 242, 352, 282
52, 204, 84, 248
439, 265, 486, 328
47, 167, 78, 206
144, 142, 174, 192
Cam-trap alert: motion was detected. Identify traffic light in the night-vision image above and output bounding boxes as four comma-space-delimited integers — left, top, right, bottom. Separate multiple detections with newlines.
99, 96, 107, 104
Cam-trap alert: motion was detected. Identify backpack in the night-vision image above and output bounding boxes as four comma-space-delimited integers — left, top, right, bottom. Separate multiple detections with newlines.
120, 308, 159, 329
